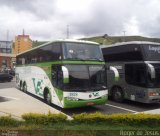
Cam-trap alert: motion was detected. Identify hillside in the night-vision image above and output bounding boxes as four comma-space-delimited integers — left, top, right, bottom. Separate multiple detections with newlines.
82, 35, 160, 45
32, 35, 160, 47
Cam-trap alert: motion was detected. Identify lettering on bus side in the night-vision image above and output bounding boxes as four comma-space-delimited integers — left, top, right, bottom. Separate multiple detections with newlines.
32, 78, 43, 95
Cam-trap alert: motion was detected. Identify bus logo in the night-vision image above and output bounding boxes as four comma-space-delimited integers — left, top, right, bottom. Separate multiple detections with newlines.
32, 78, 43, 94
92, 92, 99, 97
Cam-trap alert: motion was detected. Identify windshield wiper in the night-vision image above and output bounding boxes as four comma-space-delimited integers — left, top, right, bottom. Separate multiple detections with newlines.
91, 85, 106, 90
65, 58, 86, 61
86, 58, 104, 62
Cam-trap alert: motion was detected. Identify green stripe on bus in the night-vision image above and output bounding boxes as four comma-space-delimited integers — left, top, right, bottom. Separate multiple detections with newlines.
63, 96, 107, 108
17, 60, 105, 67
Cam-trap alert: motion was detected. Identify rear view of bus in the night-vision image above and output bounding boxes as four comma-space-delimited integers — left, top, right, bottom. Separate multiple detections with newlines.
101, 41, 160, 103
16, 40, 108, 108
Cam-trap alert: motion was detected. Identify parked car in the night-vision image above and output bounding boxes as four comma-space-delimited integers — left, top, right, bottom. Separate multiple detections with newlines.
0, 73, 13, 82
9, 70, 15, 76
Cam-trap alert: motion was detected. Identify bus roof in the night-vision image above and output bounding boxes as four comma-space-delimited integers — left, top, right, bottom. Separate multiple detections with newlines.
16, 39, 99, 56
101, 41, 160, 49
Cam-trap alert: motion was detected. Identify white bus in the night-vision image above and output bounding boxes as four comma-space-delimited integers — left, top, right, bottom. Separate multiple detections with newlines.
16, 39, 108, 108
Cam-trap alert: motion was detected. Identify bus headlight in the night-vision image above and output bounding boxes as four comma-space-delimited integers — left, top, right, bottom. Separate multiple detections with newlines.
149, 92, 159, 96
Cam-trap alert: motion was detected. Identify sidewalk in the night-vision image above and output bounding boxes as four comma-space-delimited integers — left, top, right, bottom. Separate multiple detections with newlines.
143, 109, 160, 114
0, 88, 69, 120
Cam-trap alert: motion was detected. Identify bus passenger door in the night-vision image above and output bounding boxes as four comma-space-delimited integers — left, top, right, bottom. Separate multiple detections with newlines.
51, 65, 63, 89
51, 65, 64, 102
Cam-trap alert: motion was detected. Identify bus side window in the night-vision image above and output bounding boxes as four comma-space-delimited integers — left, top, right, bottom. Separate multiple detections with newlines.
125, 64, 146, 87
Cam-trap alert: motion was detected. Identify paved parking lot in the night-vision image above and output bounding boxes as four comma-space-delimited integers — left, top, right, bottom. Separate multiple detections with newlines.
0, 79, 15, 89
0, 79, 160, 118
0, 88, 65, 119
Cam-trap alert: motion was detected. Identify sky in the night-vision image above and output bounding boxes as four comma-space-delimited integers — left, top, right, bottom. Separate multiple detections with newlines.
0, 0, 160, 41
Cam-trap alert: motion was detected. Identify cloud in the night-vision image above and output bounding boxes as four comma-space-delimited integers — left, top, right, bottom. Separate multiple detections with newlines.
0, 0, 160, 41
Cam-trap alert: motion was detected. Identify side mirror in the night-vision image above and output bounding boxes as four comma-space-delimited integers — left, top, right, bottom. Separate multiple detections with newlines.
109, 66, 119, 81
62, 66, 69, 84
147, 63, 156, 79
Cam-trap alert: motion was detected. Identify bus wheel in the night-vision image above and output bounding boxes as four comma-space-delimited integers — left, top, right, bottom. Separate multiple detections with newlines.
44, 90, 51, 105
20, 81, 23, 91
112, 87, 124, 102
23, 82, 27, 93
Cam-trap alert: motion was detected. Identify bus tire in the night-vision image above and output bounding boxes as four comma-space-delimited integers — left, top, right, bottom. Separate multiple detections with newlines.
44, 89, 51, 105
23, 82, 27, 93
20, 81, 23, 91
112, 87, 124, 102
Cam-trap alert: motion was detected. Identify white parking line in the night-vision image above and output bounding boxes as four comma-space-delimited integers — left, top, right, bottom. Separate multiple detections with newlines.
105, 104, 138, 113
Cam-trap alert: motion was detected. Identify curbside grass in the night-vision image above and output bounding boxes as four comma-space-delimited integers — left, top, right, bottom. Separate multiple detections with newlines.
0, 115, 22, 127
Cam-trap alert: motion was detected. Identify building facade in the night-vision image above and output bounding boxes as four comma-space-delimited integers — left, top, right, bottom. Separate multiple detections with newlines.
0, 41, 12, 53
13, 34, 32, 54
0, 41, 15, 71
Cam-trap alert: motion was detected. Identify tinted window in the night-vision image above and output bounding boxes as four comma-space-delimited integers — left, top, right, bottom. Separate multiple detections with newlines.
63, 42, 103, 61
39, 43, 61, 61
102, 44, 143, 62
17, 43, 62, 65
104, 51, 143, 62
89, 65, 106, 88
64, 65, 90, 91
64, 65, 106, 91
125, 64, 147, 87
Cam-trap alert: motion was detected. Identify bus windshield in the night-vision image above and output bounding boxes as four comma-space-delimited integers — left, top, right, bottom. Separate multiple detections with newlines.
64, 65, 106, 91
143, 44, 160, 61
147, 63, 160, 88
63, 43, 103, 61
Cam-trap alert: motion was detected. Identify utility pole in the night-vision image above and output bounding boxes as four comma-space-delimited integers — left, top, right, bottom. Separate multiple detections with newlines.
67, 25, 70, 39
7, 30, 9, 41
123, 31, 126, 42
6, 30, 9, 53
23, 29, 25, 35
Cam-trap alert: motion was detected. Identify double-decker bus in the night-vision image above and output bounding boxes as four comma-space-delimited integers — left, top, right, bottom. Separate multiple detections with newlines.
101, 41, 160, 103
16, 39, 107, 108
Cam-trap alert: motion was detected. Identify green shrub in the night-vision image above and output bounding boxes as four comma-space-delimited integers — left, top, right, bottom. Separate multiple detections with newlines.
0, 115, 21, 126
72, 112, 106, 123
72, 112, 160, 126
22, 112, 67, 125
1, 112, 160, 128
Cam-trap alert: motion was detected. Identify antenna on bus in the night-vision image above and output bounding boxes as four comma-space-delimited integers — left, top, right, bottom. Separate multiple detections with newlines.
67, 25, 70, 39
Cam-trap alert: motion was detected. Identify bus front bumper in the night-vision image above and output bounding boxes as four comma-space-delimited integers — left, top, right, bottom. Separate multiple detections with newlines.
63, 96, 108, 108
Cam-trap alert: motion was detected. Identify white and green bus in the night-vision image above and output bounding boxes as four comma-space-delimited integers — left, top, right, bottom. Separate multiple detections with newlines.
16, 39, 108, 108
